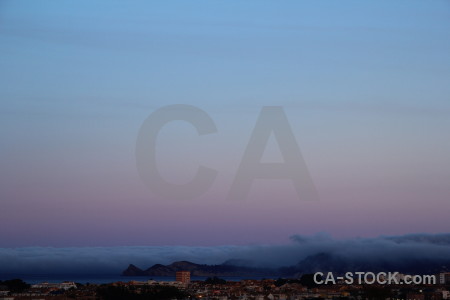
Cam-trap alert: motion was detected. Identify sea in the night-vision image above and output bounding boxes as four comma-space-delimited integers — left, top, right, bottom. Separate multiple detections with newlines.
0, 274, 277, 284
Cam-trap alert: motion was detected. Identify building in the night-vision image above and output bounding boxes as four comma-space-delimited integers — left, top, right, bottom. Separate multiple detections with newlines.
176, 271, 191, 284
439, 273, 450, 284
31, 281, 77, 290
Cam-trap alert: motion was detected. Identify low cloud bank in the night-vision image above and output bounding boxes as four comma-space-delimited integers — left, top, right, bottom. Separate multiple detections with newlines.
1, 233, 449, 275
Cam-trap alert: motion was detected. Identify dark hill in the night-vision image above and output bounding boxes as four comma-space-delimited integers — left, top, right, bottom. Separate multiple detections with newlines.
122, 261, 276, 277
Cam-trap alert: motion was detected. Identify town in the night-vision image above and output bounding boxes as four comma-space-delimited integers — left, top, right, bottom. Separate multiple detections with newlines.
1, 272, 450, 300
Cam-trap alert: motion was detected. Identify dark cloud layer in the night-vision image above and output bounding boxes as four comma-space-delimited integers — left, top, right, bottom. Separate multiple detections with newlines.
1, 233, 449, 276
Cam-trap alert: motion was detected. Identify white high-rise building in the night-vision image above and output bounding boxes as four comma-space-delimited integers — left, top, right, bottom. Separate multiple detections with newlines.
439, 272, 450, 284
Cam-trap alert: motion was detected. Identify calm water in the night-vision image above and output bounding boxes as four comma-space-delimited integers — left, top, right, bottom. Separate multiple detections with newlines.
0, 274, 277, 284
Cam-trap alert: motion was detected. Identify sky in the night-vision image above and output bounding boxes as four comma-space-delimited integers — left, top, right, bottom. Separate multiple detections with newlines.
0, 1, 450, 248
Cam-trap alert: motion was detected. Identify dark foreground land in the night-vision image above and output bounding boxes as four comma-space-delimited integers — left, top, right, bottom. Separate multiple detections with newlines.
1, 276, 449, 300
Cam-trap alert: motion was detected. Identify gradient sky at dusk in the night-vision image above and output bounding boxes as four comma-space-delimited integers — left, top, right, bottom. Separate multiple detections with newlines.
1, 1, 450, 247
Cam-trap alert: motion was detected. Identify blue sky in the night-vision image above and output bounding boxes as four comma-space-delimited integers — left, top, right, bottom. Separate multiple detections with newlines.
1, 1, 450, 247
